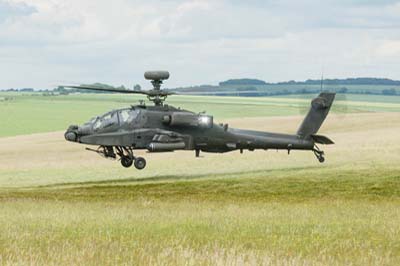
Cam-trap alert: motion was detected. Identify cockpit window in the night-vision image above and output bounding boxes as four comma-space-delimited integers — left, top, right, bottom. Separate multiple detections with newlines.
93, 119, 101, 130
88, 117, 98, 123
94, 111, 118, 130
83, 116, 98, 126
128, 110, 140, 123
118, 109, 140, 125
119, 110, 130, 123
91, 109, 140, 131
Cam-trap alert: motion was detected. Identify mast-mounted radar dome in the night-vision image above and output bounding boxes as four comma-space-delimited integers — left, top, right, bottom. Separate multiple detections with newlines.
144, 71, 171, 106
144, 71, 170, 81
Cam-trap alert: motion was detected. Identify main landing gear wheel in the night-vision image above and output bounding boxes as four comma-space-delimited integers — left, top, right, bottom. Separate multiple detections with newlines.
115, 147, 147, 169
121, 157, 133, 168
134, 157, 146, 170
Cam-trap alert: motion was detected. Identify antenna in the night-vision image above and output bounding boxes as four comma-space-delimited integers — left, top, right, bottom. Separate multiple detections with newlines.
321, 69, 324, 92
320, 68, 324, 92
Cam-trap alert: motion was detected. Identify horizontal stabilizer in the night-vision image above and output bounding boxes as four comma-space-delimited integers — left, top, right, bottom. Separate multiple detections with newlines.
311, 134, 335, 145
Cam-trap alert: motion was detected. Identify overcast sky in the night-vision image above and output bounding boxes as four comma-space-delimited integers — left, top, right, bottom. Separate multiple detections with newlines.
1, 0, 400, 89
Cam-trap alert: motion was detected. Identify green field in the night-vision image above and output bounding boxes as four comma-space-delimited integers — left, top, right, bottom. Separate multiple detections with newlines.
1, 92, 400, 137
1, 93, 400, 265
276, 93, 400, 103
177, 83, 400, 95
1, 168, 400, 265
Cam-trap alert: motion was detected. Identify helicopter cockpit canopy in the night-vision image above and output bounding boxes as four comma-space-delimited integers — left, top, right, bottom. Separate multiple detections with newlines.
90, 109, 141, 131
93, 112, 118, 130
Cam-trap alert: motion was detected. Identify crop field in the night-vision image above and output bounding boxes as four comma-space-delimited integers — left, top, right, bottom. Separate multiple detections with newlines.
0, 93, 400, 265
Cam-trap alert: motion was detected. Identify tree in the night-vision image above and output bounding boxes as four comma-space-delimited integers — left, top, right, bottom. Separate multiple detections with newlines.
134, 84, 142, 91
382, 88, 397, 95
219, 79, 267, 86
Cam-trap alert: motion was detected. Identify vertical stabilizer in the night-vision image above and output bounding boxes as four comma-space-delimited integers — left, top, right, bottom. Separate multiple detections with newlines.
297, 92, 336, 138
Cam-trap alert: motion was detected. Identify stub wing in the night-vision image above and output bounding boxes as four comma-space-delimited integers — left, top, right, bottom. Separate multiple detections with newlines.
80, 131, 135, 146
79, 128, 192, 151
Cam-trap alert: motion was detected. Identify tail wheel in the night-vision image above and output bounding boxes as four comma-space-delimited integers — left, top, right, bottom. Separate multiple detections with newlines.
134, 157, 146, 170
121, 157, 133, 168
313, 145, 326, 163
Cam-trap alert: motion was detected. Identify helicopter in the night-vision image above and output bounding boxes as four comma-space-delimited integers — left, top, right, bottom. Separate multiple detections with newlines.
64, 71, 335, 170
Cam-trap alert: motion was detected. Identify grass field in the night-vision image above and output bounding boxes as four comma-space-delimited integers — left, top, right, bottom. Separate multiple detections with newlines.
177, 83, 400, 95
0, 93, 400, 265
1, 92, 400, 137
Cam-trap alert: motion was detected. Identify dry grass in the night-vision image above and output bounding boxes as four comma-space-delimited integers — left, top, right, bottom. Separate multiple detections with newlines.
1, 199, 399, 265
0, 112, 399, 187
0, 112, 400, 265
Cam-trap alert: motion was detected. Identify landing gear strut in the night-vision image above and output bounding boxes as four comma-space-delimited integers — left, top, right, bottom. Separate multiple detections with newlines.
115, 146, 147, 170
313, 145, 325, 163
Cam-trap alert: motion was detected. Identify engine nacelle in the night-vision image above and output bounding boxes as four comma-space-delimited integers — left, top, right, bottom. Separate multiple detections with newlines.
163, 112, 213, 128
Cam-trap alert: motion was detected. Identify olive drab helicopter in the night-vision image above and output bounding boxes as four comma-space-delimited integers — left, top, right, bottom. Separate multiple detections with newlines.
64, 71, 335, 170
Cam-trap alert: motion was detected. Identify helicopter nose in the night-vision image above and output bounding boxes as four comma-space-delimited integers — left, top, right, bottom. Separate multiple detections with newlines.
65, 125, 79, 142
65, 131, 77, 142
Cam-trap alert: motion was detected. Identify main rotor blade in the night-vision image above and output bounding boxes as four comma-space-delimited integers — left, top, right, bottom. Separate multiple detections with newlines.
62, 85, 176, 97
62, 85, 145, 94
